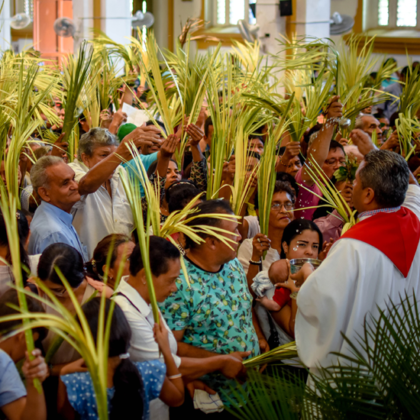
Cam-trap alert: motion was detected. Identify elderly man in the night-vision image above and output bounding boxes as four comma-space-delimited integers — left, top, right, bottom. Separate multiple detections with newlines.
354, 115, 383, 143
293, 129, 420, 374
28, 156, 88, 261
161, 199, 268, 418
70, 126, 175, 258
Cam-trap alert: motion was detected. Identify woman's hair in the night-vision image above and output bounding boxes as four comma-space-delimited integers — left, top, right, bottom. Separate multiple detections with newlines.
85, 234, 132, 281
129, 236, 180, 277
0, 210, 31, 284
146, 158, 177, 178
0, 289, 47, 341
255, 181, 295, 211
38, 243, 85, 288
81, 298, 144, 420
183, 199, 233, 250
276, 172, 299, 197
166, 181, 202, 213
77, 128, 119, 161
280, 219, 323, 259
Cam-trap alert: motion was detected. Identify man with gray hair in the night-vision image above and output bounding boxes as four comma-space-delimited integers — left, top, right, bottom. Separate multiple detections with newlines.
292, 128, 420, 376
28, 155, 88, 261
69, 126, 167, 258
354, 115, 383, 143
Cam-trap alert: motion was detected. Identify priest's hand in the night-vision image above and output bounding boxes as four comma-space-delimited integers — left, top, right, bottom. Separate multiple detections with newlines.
290, 261, 314, 285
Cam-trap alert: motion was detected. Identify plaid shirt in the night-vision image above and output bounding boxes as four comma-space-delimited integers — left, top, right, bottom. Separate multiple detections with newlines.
358, 206, 401, 221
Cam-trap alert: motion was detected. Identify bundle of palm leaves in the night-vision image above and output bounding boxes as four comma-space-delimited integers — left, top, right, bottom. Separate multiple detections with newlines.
226, 293, 420, 420
61, 41, 96, 161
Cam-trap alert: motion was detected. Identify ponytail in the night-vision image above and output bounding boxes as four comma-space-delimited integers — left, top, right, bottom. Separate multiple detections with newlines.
110, 358, 144, 420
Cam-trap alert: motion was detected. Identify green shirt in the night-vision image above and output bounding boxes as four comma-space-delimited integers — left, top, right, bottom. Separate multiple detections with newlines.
160, 256, 259, 403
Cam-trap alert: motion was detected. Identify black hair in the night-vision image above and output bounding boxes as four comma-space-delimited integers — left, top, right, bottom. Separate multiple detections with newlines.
0, 210, 31, 285
85, 234, 132, 281
0, 289, 47, 341
146, 158, 177, 178
303, 124, 322, 144
166, 182, 202, 213
329, 139, 345, 154
204, 116, 213, 137
183, 199, 234, 250
38, 243, 85, 288
374, 111, 387, 120
255, 181, 295, 211
401, 66, 409, 78
275, 172, 299, 196
146, 120, 166, 135
81, 298, 144, 420
359, 150, 409, 208
280, 219, 323, 259
129, 236, 180, 277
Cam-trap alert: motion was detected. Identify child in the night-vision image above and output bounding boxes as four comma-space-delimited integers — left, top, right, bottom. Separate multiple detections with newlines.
252, 259, 292, 312
58, 298, 184, 420
0, 289, 49, 420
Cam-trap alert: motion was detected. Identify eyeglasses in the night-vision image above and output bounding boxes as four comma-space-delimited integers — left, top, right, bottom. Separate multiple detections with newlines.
271, 202, 294, 211
49, 288, 68, 297
325, 159, 346, 166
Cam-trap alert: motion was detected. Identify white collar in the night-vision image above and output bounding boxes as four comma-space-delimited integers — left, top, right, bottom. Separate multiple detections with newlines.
116, 276, 152, 317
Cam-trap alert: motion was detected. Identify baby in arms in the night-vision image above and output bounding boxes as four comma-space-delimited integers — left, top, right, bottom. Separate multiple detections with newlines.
251, 260, 297, 312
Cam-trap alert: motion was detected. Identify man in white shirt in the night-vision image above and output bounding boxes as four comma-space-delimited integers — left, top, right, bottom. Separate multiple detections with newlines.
113, 237, 248, 420
70, 126, 162, 258
294, 129, 420, 373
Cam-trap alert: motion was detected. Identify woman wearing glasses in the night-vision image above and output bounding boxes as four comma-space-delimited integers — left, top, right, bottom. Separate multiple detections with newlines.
237, 181, 296, 289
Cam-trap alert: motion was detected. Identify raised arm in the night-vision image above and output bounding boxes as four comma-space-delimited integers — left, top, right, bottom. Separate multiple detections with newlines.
77, 127, 162, 196
301, 96, 343, 185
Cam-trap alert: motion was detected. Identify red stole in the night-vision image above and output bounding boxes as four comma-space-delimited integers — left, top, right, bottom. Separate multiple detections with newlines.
340, 207, 420, 277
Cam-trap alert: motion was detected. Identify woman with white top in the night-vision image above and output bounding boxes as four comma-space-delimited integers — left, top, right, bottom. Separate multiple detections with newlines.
237, 181, 296, 290
113, 236, 247, 420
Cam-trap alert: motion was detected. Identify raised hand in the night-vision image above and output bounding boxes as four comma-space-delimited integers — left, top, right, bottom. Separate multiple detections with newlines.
324, 95, 343, 121
160, 134, 180, 158
251, 233, 271, 261
350, 129, 376, 156
186, 124, 204, 147
22, 349, 49, 384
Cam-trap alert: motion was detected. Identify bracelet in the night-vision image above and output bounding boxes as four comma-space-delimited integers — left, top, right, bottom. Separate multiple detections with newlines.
249, 259, 262, 265
290, 292, 298, 300
168, 373, 182, 380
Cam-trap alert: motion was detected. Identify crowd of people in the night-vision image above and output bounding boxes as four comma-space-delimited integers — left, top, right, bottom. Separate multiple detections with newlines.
0, 37, 419, 420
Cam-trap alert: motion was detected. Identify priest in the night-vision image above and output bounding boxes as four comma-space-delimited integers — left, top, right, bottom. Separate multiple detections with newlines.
294, 129, 420, 372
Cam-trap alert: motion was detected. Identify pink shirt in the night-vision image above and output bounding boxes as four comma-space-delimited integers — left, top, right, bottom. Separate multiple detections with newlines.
294, 167, 323, 220
314, 210, 344, 243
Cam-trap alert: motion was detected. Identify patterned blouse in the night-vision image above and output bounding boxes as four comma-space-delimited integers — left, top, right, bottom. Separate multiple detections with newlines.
160, 257, 259, 404
61, 360, 165, 420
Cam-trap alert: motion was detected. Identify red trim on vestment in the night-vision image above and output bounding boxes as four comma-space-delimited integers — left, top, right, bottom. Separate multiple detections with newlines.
340, 207, 420, 278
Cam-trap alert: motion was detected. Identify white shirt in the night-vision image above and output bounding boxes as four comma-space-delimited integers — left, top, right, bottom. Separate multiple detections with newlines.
245, 215, 260, 238
295, 184, 420, 372
112, 277, 181, 420
69, 160, 134, 259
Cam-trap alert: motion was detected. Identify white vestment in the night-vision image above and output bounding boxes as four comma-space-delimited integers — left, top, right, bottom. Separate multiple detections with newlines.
295, 184, 420, 371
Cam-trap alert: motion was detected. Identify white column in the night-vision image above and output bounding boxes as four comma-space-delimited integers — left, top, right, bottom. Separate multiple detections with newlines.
0, 0, 11, 52
101, 0, 132, 45
73, 0, 94, 52
294, 0, 331, 39
255, 0, 286, 55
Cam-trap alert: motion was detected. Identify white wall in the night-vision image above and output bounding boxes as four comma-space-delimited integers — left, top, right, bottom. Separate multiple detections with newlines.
0, 0, 11, 51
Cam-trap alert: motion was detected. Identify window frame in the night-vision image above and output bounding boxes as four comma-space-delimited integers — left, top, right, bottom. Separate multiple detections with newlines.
212, 0, 250, 28
374, 0, 419, 30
